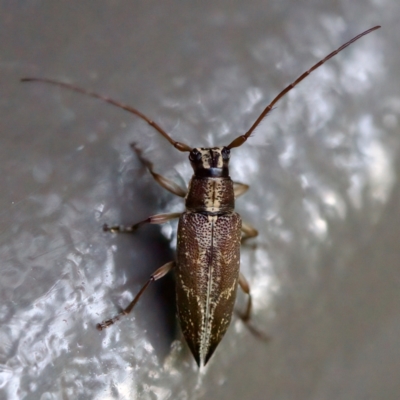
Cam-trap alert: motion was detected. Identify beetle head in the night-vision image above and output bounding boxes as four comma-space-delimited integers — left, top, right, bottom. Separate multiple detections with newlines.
189, 147, 230, 178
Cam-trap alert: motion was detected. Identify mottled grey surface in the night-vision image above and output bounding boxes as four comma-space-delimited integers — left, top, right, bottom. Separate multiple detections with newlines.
1, 1, 399, 399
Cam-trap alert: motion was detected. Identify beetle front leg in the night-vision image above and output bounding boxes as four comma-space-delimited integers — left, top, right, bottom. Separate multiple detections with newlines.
97, 261, 175, 330
131, 143, 187, 197
233, 182, 249, 198
103, 212, 181, 233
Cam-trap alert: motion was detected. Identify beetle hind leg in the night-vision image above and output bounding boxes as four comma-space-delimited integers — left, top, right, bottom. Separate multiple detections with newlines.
237, 272, 270, 342
238, 272, 252, 321
97, 261, 174, 330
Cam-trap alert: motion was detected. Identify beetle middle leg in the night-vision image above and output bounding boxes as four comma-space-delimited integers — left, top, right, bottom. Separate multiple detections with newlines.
103, 212, 181, 233
241, 221, 258, 243
97, 261, 174, 330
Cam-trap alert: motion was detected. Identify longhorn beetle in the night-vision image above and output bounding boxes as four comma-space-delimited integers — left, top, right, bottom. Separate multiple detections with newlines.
22, 26, 380, 367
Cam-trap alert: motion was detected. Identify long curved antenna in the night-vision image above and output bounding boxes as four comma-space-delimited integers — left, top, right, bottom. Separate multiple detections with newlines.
21, 77, 192, 152
227, 25, 381, 149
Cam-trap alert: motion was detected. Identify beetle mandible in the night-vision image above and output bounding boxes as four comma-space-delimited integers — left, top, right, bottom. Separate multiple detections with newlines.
22, 25, 380, 366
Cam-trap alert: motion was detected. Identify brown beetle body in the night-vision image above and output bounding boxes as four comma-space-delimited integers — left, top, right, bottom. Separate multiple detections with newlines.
176, 149, 242, 365
22, 26, 380, 367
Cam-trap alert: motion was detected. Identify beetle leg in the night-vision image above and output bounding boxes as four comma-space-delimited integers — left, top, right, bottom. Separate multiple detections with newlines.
241, 221, 258, 243
131, 143, 187, 197
233, 182, 249, 198
237, 272, 270, 341
238, 272, 252, 321
97, 261, 175, 330
103, 212, 181, 233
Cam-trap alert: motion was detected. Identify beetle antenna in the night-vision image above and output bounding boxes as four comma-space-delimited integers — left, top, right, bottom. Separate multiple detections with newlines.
21, 77, 192, 152
226, 25, 381, 149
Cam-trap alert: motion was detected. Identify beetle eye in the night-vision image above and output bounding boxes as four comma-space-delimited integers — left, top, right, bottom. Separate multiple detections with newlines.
189, 149, 202, 162
221, 147, 231, 160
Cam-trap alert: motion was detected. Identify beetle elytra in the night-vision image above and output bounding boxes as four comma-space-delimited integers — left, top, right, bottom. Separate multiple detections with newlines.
22, 25, 380, 366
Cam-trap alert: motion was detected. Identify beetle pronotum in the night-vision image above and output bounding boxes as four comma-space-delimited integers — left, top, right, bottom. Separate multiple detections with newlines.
22, 25, 380, 367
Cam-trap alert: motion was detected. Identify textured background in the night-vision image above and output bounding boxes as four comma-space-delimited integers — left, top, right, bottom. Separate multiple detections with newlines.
1, 1, 399, 399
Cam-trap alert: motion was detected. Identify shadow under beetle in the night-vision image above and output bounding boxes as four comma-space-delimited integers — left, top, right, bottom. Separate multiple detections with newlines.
22, 26, 380, 367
